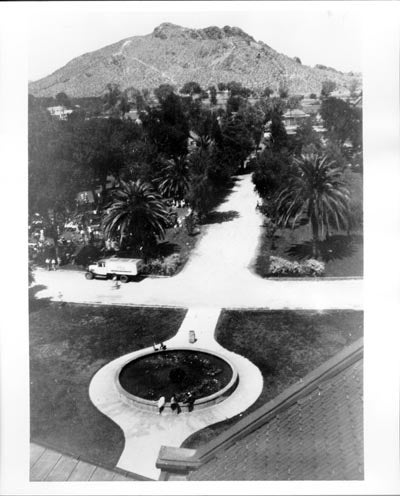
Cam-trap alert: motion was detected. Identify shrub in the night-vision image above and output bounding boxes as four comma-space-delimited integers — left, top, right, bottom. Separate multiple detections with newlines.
162, 253, 182, 276
268, 256, 325, 277
142, 253, 182, 276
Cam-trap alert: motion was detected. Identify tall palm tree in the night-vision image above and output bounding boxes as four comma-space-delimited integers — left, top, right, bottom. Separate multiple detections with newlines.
276, 153, 350, 257
102, 180, 170, 255
156, 156, 190, 200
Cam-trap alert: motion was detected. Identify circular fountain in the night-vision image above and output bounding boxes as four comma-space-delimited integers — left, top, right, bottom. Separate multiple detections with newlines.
116, 347, 238, 413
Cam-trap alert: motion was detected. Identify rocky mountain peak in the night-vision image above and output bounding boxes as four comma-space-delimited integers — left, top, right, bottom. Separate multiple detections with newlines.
152, 23, 255, 43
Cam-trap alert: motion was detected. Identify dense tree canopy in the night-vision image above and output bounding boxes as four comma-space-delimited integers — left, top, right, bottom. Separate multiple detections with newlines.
180, 81, 202, 95
320, 97, 362, 149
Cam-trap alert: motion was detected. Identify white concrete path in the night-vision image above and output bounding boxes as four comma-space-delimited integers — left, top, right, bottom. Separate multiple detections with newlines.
34, 174, 363, 310
89, 308, 263, 479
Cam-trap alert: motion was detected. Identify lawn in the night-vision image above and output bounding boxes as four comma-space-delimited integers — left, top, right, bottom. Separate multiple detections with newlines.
254, 171, 363, 278
29, 297, 186, 468
182, 309, 363, 449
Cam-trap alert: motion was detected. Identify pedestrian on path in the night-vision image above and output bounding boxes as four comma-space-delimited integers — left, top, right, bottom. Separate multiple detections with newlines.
158, 396, 166, 415
112, 276, 120, 290
51, 259, 57, 271
45, 258, 51, 271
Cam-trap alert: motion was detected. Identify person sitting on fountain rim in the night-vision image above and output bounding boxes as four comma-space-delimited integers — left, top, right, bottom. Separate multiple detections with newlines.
170, 395, 181, 414
158, 396, 166, 415
160, 342, 167, 351
185, 392, 195, 412
153, 342, 159, 351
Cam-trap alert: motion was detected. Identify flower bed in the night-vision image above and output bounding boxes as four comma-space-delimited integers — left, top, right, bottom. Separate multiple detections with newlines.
268, 256, 325, 277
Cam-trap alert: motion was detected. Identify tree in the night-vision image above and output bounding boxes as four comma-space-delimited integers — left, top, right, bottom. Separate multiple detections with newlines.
263, 86, 273, 98
71, 117, 131, 206
270, 112, 288, 150
29, 107, 83, 256
102, 83, 130, 117
278, 83, 289, 99
287, 95, 303, 110
180, 81, 202, 96
292, 117, 321, 154
102, 180, 170, 255
156, 156, 190, 200
186, 150, 215, 221
226, 81, 251, 98
320, 79, 337, 98
217, 82, 227, 91
252, 148, 291, 200
320, 97, 361, 148
348, 79, 359, 98
142, 92, 189, 160
275, 153, 350, 257
55, 92, 71, 108
218, 113, 254, 171
154, 84, 176, 103
208, 85, 217, 105
294, 56, 302, 64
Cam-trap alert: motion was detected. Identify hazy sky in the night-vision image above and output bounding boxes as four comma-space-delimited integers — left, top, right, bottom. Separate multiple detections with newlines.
28, 2, 363, 81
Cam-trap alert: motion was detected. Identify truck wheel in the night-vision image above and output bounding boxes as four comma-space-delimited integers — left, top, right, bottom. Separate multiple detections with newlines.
85, 272, 94, 280
120, 275, 129, 283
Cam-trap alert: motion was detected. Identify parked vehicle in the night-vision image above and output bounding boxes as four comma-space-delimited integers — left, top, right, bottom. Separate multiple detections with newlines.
85, 257, 144, 283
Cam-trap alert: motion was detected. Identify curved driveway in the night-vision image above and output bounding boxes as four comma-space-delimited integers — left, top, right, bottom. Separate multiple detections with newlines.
34, 174, 363, 310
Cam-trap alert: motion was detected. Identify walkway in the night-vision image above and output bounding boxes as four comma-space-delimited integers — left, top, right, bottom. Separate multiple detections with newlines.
89, 307, 263, 479
34, 174, 363, 310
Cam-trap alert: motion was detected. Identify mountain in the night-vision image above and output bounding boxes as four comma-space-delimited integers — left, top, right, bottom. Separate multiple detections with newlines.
28, 23, 360, 98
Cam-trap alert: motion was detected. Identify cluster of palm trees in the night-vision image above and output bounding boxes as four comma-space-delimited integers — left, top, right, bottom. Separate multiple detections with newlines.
101, 133, 214, 255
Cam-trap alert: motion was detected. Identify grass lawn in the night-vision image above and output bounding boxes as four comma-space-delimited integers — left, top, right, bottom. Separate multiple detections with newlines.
29, 297, 186, 467
254, 171, 363, 278
182, 309, 363, 449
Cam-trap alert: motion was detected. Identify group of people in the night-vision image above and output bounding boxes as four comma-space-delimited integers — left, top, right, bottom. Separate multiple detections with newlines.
45, 258, 59, 271
153, 342, 167, 351
157, 392, 195, 415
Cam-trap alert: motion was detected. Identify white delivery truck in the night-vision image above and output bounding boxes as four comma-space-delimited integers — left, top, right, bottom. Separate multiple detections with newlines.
85, 257, 144, 283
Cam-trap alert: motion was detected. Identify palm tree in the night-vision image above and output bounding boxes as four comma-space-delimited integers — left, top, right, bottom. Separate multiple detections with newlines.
275, 153, 350, 258
189, 130, 213, 154
156, 156, 190, 200
102, 180, 170, 255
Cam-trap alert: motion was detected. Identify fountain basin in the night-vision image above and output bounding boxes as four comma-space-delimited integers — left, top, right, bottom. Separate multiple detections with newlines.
115, 347, 238, 413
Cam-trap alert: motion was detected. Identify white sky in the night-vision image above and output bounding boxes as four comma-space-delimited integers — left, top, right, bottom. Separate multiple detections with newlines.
28, 1, 363, 81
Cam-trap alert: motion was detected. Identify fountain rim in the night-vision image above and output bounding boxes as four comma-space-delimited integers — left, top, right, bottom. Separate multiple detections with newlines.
114, 346, 239, 409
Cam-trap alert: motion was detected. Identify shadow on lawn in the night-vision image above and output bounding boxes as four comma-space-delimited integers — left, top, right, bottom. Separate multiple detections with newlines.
286, 234, 362, 262
29, 284, 52, 312
203, 210, 240, 225
157, 241, 182, 257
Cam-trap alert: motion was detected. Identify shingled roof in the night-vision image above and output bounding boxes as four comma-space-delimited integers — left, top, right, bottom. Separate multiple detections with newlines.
157, 339, 363, 481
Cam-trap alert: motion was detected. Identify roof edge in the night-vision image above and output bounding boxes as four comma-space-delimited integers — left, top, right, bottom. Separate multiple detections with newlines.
156, 337, 363, 475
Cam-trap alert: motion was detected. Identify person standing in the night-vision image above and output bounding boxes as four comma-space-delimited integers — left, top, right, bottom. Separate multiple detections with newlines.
185, 392, 195, 412
158, 396, 166, 415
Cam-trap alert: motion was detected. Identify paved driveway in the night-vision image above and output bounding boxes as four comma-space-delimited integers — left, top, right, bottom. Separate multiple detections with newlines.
34, 174, 363, 310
